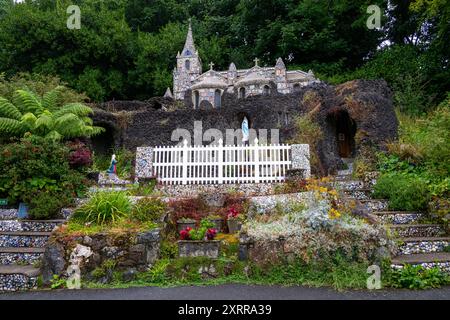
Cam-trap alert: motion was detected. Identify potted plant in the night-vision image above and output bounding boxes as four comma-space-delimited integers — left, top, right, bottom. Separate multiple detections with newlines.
227, 206, 243, 234
207, 214, 224, 232
176, 217, 197, 233
178, 219, 220, 258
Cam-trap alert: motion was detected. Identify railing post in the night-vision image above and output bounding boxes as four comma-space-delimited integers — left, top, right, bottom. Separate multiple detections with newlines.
254, 138, 260, 183
217, 138, 223, 184
182, 139, 188, 185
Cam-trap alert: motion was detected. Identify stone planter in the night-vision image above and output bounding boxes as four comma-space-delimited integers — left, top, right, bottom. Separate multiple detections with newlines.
209, 218, 224, 232
178, 240, 221, 258
227, 219, 242, 234
177, 220, 197, 233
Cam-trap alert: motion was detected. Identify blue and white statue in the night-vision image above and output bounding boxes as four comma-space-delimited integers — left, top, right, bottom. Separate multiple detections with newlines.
106, 154, 117, 174
242, 117, 249, 145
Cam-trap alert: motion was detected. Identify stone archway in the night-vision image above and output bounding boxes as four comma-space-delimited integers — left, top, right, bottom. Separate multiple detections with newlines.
327, 110, 357, 158
91, 122, 117, 155
214, 89, 222, 108
193, 90, 200, 109
239, 87, 246, 99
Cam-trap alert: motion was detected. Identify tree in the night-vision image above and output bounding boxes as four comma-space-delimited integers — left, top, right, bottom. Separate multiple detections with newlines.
0, 86, 103, 140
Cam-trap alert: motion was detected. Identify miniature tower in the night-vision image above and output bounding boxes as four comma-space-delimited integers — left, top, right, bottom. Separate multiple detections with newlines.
275, 57, 288, 94
173, 21, 202, 100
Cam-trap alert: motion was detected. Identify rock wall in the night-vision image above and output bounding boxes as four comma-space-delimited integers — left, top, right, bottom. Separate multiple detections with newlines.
92, 79, 398, 175
41, 228, 160, 284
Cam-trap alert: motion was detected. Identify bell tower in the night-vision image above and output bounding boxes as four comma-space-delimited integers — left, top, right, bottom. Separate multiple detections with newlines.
173, 21, 202, 100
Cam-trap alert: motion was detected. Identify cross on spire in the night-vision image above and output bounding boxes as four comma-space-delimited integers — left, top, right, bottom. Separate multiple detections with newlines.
209, 62, 215, 70
254, 57, 259, 67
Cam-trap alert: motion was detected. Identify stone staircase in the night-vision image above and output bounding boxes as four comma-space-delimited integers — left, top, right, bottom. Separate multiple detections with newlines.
89, 172, 132, 193
335, 160, 450, 273
0, 209, 65, 291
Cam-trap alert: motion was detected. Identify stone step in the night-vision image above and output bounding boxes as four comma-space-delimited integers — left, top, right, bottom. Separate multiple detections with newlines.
332, 180, 365, 190
397, 237, 450, 255
389, 224, 446, 238
89, 186, 131, 193
359, 199, 389, 211
343, 188, 372, 200
98, 172, 132, 186
1, 208, 73, 220
0, 265, 39, 292
0, 219, 65, 232
0, 209, 18, 220
0, 231, 52, 248
373, 211, 425, 225
0, 247, 45, 265
391, 252, 450, 273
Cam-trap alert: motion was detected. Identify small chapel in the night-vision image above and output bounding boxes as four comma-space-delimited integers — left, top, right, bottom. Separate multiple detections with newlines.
171, 23, 319, 108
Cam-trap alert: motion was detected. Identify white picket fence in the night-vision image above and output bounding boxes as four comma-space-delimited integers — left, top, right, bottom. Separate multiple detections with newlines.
152, 139, 293, 185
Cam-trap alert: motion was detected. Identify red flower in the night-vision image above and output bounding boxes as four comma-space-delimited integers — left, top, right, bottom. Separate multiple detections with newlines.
227, 206, 239, 219
206, 228, 217, 240
180, 227, 192, 240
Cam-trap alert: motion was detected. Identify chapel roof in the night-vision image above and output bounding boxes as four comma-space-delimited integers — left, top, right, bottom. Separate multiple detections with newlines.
235, 66, 273, 86
191, 70, 228, 90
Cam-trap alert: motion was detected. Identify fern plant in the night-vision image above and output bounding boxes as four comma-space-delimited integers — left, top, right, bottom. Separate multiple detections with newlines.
0, 86, 104, 140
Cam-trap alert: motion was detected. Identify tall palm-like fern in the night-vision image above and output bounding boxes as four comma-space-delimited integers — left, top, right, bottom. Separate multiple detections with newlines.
0, 86, 104, 140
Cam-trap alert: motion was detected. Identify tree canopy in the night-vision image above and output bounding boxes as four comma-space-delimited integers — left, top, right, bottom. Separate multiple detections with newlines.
0, 0, 448, 112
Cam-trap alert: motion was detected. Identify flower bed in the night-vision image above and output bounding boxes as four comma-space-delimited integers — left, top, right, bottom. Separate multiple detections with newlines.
241, 189, 396, 266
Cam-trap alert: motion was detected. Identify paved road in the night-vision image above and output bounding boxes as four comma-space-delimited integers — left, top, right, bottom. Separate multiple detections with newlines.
1, 284, 449, 300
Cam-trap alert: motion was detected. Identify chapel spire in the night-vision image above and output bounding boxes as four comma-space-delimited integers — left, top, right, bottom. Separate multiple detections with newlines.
182, 19, 196, 56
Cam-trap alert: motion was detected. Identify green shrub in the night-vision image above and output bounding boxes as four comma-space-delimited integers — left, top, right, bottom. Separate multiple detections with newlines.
139, 259, 170, 284
50, 275, 67, 290
389, 264, 450, 289
27, 191, 69, 220
0, 136, 87, 210
129, 180, 157, 196
130, 197, 166, 223
160, 241, 178, 259
74, 191, 131, 225
373, 173, 430, 211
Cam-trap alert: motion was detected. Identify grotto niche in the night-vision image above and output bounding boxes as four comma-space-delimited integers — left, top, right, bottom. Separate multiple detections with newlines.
90, 122, 118, 155
327, 109, 357, 158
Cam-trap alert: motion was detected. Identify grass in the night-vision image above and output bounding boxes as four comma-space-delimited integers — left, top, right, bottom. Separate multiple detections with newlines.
60, 218, 157, 236
80, 254, 373, 291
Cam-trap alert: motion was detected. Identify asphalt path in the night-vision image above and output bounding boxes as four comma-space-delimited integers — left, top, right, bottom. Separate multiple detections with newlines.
0, 284, 449, 300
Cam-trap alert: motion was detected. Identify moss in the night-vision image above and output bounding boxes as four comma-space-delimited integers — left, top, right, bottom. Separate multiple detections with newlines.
91, 259, 117, 279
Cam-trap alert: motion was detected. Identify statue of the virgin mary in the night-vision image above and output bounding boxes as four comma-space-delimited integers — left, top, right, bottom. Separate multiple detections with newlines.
242, 117, 249, 146
106, 154, 117, 174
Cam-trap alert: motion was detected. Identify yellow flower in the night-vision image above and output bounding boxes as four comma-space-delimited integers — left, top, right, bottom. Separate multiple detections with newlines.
319, 187, 328, 193
328, 208, 341, 219
328, 189, 338, 197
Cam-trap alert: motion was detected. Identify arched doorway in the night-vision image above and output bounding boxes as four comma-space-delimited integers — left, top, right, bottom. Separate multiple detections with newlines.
193, 91, 199, 109
91, 122, 116, 156
263, 85, 270, 95
334, 110, 356, 158
239, 87, 246, 99
214, 89, 222, 108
